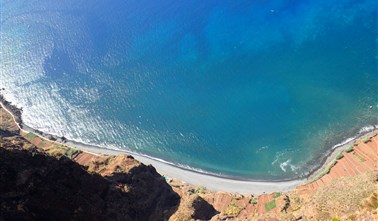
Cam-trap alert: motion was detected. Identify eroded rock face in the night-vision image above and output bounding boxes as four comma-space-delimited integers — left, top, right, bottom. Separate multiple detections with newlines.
105, 165, 180, 220
0, 137, 180, 221
169, 189, 218, 221
0, 104, 219, 221
191, 195, 219, 220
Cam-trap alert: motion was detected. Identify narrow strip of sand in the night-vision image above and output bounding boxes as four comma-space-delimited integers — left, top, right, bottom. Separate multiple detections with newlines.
63, 127, 378, 194
70, 141, 304, 194
1, 98, 376, 194
0, 99, 303, 194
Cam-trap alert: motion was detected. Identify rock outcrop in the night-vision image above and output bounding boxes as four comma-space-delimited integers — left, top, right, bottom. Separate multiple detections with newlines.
0, 136, 180, 221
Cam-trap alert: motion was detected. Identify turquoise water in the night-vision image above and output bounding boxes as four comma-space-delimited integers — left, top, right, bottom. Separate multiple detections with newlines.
1, 0, 377, 179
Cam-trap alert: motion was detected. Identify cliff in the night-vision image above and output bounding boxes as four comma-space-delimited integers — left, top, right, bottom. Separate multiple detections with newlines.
0, 135, 180, 221
0, 101, 377, 221
0, 103, 217, 221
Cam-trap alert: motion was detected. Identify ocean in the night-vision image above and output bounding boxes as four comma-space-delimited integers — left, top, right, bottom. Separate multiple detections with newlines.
1, 0, 377, 180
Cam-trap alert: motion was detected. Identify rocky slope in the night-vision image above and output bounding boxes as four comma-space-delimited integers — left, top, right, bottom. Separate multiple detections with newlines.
0, 135, 181, 221
0, 102, 377, 221
0, 103, 217, 221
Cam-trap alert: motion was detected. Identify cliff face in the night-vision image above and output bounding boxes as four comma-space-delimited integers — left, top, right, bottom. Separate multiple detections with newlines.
0, 103, 218, 221
1, 102, 377, 221
0, 136, 180, 221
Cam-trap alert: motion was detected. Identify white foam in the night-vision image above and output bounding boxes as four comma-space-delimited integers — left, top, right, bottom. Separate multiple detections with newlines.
331, 125, 377, 150
278, 159, 299, 173
279, 160, 290, 172
332, 137, 356, 150
359, 125, 375, 134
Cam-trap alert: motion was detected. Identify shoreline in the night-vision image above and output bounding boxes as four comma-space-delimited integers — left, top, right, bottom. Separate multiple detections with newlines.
306, 128, 378, 182
1, 94, 377, 194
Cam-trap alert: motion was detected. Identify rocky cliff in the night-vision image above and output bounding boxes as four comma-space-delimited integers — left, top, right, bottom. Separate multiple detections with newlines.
0, 101, 377, 221
0, 135, 180, 221
0, 103, 218, 221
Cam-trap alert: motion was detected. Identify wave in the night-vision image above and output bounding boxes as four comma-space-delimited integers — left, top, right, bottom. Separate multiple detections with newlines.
358, 125, 376, 134
279, 159, 299, 173
331, 125, 376, 150
331, 137, 356, 150
271, 149, 301, 174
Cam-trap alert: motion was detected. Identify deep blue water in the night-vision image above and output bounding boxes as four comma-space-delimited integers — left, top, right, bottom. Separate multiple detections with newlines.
1, 0, 377, 179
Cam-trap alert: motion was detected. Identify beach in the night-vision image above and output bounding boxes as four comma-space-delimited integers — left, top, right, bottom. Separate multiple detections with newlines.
72, 142, 303, 194
2, 0, 377, 198
1, 95, 376, 194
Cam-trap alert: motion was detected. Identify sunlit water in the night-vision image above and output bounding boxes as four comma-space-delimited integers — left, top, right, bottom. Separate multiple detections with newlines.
1, 0, 377, 180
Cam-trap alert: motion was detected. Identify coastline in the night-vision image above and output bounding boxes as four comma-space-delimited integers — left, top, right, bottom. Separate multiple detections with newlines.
306, 128, 378, 183
0, 94, 376, 194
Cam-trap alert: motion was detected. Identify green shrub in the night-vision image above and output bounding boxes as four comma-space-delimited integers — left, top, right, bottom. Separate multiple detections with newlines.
249, 199, 258, 204
331, 216, 340, 221
345, 145, 354, 153
265, 200, 276, 212
336, 152, 344, 160
317, 172, 325, 179
71, 149, 80, 156
273, 192, 281, 198
65, 149, 80, 159
235, 195, 244, 200
324, 167, 330, 174
329, 160, 337, 168
195, 186, 207, 194
362, 137, 371, 143
316, 160, 337, 179
224, 203, 244, 216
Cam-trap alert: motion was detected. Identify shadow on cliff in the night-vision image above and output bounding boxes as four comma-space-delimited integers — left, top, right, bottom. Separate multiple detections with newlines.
0, 129, 18, 137
105, 165, 181, 220
0, 143, 180, 221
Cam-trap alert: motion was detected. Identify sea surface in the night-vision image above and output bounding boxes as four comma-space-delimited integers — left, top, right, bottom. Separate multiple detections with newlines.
1, 0, 377, 180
